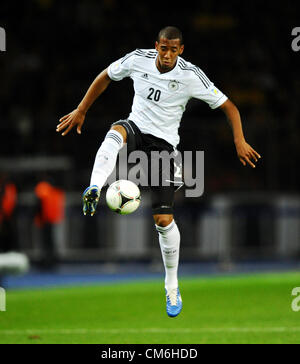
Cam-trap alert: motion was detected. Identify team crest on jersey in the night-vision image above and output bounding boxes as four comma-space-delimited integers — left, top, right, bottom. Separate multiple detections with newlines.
168, 80, 179, 91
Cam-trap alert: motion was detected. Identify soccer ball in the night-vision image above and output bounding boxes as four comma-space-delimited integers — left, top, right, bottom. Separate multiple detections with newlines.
106, 180, 141, 215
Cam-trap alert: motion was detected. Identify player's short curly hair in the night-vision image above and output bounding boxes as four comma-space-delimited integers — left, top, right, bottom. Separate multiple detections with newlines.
157, 26, 183, 45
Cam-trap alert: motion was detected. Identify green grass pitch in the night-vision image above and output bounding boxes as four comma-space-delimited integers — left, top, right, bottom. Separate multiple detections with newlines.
0, 272, 300, 344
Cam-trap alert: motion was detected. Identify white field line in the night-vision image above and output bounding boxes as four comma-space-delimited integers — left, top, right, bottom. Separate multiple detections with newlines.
0, 327, 300, 335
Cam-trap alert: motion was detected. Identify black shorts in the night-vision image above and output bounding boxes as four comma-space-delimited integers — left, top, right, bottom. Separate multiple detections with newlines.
112, 119, 183, 215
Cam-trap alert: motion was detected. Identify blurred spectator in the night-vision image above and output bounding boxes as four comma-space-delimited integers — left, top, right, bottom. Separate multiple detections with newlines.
0, 174, 18, 252
34, 181, 65, 269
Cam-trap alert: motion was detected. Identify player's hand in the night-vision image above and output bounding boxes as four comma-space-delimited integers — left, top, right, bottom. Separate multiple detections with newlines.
56, 108, 86, 136
235, 139, 261, 168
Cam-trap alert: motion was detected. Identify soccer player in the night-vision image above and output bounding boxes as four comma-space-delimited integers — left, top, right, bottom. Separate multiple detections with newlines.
57, 26, 261, 318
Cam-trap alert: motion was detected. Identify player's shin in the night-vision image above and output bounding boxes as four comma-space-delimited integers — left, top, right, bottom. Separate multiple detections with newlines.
155, 220, 180, 291
90, 130, 124, 189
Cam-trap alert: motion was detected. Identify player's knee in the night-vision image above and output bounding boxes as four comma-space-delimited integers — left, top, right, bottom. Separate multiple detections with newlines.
111, 125, 127, 143
153, 214, 173, 227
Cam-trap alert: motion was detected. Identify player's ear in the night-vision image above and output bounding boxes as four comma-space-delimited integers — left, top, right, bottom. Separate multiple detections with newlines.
179, 44, 184, 55
155, 41, 159, 51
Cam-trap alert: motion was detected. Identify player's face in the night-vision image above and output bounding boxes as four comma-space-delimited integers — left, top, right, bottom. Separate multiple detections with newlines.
155, 38, 184, 73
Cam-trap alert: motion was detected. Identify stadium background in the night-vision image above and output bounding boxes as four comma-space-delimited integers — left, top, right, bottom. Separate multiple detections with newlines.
0, 1, 299, 279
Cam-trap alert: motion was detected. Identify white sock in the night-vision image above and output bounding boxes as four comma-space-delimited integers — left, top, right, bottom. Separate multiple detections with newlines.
156, 220, 180, 291
90, 130, 124, 189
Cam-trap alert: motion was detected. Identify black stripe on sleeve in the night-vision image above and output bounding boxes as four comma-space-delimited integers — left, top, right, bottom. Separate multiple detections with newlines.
178, 59, 211, 87
178, 61, 210, 88
120, 49, 156, 65
120, 51, 136, 64
135, 49, 157, 59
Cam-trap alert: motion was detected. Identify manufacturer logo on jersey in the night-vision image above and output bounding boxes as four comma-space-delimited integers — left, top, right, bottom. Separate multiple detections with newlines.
168, 80, 179, 91
142, 73, 149, 79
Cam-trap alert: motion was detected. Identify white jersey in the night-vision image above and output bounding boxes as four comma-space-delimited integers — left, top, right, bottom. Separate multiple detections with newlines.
107, 48, 228, 147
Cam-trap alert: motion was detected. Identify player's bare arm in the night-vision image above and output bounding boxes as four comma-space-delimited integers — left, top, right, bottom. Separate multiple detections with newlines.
219, 99, 261, 168
57, 68, 111, 136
